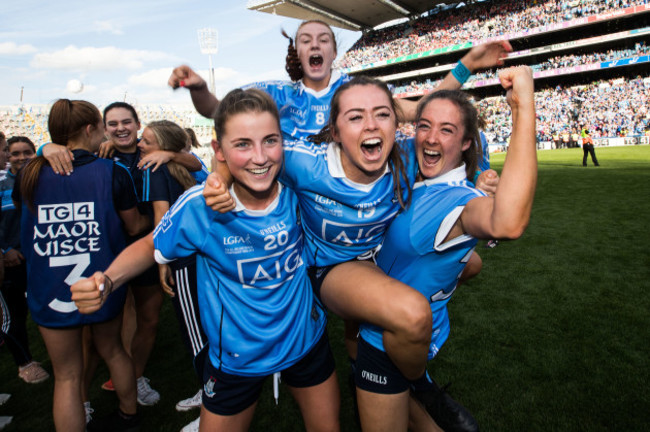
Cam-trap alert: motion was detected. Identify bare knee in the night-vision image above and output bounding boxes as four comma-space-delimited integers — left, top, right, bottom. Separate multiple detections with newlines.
393, 292, 431, 344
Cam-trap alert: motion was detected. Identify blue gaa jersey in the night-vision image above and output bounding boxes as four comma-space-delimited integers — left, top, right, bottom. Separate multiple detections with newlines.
190, 151, 210, 184
478, 131, 490, 172
360, 165, 485, 359
281, 137, 417, 267
244, 71, 351, 140
20, 151, 136, 328
153, 183, 326, 377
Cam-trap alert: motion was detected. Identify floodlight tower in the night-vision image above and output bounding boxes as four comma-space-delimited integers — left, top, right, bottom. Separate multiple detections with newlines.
197, 28, 218, 95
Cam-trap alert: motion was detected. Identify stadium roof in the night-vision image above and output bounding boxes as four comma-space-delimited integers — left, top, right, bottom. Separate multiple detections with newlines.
246, 0, 452, 31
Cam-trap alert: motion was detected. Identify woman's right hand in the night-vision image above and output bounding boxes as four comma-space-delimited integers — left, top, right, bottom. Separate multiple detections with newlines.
499, 66, 534, 110
70, 272, 109, 314
98, 139, 116, 159
42, 143, 74, 175
168, 65, 208, 90
203, 172, 235, 213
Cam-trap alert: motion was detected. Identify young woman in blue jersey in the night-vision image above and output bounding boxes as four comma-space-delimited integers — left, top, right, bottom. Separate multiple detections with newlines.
0, 136, 50, 384
168, 21, 512, 140
355, 66, 536, 432
70, 88, 340, 432
15, 99, 149, 432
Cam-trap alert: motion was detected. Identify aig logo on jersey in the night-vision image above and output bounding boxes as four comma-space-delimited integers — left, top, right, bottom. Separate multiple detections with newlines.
322, 217, 392, 246
38, 202, 94, 223
236, 237, 303, 289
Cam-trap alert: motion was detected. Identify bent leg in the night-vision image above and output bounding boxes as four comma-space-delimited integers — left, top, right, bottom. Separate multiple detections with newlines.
39, 326, 85, 432
321, 261, 431, 380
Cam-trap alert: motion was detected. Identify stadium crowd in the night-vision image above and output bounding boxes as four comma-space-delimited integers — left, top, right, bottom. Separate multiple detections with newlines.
336, 0, 649, 69
480, 75, 650, 145
393, 43, 650, 94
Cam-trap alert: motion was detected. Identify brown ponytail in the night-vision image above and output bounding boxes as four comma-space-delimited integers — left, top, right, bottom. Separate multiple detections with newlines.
282, 29, 303, 82
20, 157, 48, 213
22, 99, 101, 213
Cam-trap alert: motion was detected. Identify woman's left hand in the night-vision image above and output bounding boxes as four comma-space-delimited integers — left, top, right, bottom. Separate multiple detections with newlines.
138, 151, 174, 172
476, 169, 499, 197
159, 264, 175, 297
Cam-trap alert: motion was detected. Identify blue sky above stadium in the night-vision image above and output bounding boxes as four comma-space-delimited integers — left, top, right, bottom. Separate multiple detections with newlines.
0, 0, 359, 106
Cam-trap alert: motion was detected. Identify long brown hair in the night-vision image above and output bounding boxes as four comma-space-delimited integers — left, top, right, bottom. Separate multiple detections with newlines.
310, 76, 411, 209
21, 99, 102, 211
145, 120, 195, 190
281, 20, 337, 82
415, 90, 479, 180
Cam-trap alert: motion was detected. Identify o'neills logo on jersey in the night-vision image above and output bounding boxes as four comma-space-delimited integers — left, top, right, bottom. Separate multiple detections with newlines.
34, 202, 100, 256
361, 370, 387, 385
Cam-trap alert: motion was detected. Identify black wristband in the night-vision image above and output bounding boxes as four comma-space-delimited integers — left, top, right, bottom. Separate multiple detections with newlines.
102, 274, 114, 297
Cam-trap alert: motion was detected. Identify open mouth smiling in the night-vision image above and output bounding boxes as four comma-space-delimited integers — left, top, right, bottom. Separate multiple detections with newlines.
361, 138, 383, 159
309, 55, 323, 67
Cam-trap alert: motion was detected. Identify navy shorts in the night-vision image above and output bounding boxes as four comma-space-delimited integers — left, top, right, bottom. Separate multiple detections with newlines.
355, 336, 410, 394
201, 330, 335, 415
307, 265, 336, 303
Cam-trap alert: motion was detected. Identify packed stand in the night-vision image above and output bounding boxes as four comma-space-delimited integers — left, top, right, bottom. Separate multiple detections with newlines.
336, 0, 649, 69
392, 43, 650, 94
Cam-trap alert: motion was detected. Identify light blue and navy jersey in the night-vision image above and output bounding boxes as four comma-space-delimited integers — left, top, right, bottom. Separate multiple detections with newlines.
478, 131, 490, 172
153, 183, 326, 376
190, 151, 210, 184
360, 165, 485, 359
0, 171, 20, 252
244, 71, 351, 140
281, 137, 417, 267
141, 164, 188, 206
112, 149, 142, 200
18, 150, 138, 328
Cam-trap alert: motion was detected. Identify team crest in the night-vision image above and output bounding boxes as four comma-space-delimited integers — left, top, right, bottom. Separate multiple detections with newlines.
204, 376, 217, 398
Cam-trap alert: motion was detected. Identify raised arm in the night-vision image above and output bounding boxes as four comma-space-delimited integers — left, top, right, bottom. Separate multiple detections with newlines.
397, 40, 513, 122
168, 65, 220, 119
460, 66, 536, 240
